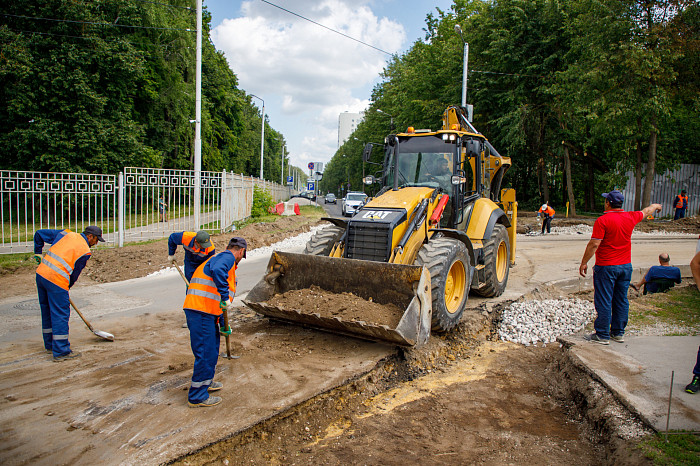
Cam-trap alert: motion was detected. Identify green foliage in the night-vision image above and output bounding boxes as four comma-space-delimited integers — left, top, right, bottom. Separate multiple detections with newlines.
251, 186, 274, 218
637, 432, 700, 465
320, 0, 700, 212
0, 0, 287, 179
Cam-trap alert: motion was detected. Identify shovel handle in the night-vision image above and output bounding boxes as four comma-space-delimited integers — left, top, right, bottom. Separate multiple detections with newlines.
223, 308, 232, 359
172, 260, 190, 286
69, 298, 94, 332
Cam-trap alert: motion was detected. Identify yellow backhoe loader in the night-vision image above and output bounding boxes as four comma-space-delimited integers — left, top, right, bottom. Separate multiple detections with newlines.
245, 106, 517, 347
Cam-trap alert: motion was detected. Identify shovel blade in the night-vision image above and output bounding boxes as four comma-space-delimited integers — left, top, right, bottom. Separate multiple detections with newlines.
94, 330, 114, 341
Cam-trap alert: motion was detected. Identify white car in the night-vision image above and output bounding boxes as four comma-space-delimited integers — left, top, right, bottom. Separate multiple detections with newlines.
342, 192, 367, 217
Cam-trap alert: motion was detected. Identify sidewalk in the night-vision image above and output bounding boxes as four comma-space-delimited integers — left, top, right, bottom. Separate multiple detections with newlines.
559, 334, 700, 432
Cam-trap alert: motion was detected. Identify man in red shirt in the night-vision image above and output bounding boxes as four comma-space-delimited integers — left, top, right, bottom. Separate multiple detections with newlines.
579, 190, 661, 344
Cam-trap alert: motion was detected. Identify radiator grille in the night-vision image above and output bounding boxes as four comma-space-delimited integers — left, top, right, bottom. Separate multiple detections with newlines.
345, 222, 391, 262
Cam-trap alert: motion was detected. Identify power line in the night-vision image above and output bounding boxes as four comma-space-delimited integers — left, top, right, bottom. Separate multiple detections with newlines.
129, 0, 193, 11
259, 0, 392, 56
5, 27, 191, 52
2, 13, 195, 32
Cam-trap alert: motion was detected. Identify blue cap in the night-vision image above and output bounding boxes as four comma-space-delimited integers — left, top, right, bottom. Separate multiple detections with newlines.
602, 190, 624, 205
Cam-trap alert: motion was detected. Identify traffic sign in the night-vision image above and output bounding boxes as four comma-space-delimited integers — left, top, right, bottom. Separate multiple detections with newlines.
287, 176, 293, 185
308, 162, 314, 171
307, 181, 315, 191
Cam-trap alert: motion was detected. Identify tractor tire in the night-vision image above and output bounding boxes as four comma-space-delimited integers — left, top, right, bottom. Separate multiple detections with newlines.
473, 224, 510, 297
415, 237, 471, 333
303, 225, 344, 256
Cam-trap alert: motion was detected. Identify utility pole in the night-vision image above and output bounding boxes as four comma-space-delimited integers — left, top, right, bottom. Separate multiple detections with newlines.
193, 0, 202, 229
251, 94, 265, 180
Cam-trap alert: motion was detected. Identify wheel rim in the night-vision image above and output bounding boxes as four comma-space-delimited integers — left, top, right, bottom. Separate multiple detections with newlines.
444, 260, 467, 315
496, 240, 508, 282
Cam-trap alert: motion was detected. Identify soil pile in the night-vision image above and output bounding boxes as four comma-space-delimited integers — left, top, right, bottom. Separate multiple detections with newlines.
267, 285, 404, 328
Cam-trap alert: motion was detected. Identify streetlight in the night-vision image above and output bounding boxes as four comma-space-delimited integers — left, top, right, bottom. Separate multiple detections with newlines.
353, 137, 366, 193
250, 94, 265, 180
454, 24, 468, 108
280, 143, 285, 186
376, 109, 395, 132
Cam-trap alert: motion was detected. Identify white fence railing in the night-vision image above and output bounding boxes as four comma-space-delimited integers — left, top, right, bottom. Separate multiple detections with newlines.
1, 168, 296, 254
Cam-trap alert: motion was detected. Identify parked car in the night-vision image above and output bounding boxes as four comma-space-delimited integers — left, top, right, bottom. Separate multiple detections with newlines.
290, 191, 316, 202
342, 192, 367, 217
324, 193, 337, 204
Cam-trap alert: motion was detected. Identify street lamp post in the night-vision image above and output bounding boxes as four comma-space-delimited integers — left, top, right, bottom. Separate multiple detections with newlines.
250, 94, 265, 180
353, 137, 365, 193
280, 143, 285, 186
376, 109, 395, 132
454, 24, 469, 107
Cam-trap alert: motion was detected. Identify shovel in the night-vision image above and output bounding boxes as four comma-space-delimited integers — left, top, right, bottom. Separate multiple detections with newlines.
69, 298, 114, 341
172, 260, 190, 287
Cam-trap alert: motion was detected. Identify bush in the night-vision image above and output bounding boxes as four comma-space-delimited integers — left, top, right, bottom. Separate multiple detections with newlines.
251, 186, 275, 218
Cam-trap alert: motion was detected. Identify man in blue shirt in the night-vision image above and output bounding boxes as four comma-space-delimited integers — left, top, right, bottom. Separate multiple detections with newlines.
631, 253, 682, 294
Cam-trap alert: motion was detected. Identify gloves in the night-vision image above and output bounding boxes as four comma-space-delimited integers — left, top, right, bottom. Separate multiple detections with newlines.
167, 255, 175, 262
220, 300, 231, 310
219, 325, 232, 336
34, 254, 42, 265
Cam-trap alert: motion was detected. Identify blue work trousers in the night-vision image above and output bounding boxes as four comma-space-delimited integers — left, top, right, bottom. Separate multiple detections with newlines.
694, 346, 700, 377
185, 309, 220, 403
674, 208, 686, 220
36, 275, 71, 357
593, 263, 632, 340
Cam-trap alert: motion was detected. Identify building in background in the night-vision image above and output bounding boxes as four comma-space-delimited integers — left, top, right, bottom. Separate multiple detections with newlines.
338, 111, 364, 147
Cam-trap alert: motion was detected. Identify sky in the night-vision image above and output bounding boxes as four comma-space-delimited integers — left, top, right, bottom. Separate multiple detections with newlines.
204, 0, 455, 173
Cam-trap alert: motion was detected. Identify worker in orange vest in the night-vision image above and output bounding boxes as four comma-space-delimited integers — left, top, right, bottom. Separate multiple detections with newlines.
538, 202, 556, 234
673, 190, 688, 220
167, 230, 216, 282
34, 226, 104, 361
183, 237, 247, 408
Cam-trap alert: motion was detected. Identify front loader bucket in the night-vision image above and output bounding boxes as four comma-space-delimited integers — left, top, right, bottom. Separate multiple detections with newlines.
244, 252, 432, 347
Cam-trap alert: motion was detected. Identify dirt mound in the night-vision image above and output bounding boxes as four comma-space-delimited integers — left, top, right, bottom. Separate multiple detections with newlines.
518, 212, 699, 235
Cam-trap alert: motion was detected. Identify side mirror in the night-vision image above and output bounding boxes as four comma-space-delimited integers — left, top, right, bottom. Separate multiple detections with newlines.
362, 143, 373, 162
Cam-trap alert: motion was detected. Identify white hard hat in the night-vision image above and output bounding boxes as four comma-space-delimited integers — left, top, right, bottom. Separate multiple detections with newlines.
541, 204, 547, 210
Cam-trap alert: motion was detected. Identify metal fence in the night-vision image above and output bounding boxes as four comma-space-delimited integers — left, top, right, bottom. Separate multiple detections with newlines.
1, 170, 118, 253
621, 164, 699, 218
1, 167, 296, 254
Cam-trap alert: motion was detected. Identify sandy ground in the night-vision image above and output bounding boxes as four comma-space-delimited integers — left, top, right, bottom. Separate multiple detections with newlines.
0, 211, 697, 465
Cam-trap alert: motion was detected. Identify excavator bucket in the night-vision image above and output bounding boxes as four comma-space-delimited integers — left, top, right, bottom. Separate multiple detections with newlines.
244, 251, 432, 347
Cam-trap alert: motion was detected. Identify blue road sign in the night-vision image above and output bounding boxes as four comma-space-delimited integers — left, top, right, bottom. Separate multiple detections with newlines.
287, 176, 293, 184
307, 181, 315, 191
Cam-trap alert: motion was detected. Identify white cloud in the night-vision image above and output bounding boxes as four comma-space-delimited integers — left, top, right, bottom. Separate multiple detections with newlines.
210, 0, 405, 168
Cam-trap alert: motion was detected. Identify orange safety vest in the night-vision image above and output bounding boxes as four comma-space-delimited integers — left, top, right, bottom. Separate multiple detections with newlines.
183, 257, 236, 316
675, 195, 687, 209
539, 206, 555, 217
36, 230, 91, 290
181, 231, 215, 259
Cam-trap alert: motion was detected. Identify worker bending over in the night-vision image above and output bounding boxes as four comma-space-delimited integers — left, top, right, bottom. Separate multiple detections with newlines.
167, 230, 215, 282
538, 202, 555, 234
34, 226, 105, 361
183, 237, 247, 408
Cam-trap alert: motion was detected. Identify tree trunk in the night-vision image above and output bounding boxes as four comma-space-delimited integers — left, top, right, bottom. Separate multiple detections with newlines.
563, 146, 576, 216
587, 157, 595, 211
634, 137, 642, 211
641, 114, 657, 208
538, 157, 549, 203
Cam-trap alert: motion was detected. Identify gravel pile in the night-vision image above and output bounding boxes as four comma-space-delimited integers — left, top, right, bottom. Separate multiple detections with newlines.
247, 225, 324, 259
498, 298, 596, 345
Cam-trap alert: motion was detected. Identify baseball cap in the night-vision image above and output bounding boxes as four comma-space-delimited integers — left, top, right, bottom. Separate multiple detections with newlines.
83, 225, 105, 242
195, 230, 212, 248
601, 190, 624, 205
228, 237, 247, 258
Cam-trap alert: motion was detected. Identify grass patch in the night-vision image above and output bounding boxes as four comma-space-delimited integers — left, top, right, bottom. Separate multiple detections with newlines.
629, 286, 700, 334
0, 251, 36, 274
637, 432, 700, 466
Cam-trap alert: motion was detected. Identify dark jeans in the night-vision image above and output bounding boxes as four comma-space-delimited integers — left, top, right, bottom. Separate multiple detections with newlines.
593, 263, 632, 339
541, 216, 552, 234
694, 346, 700, 377
674, 208, 686, 220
